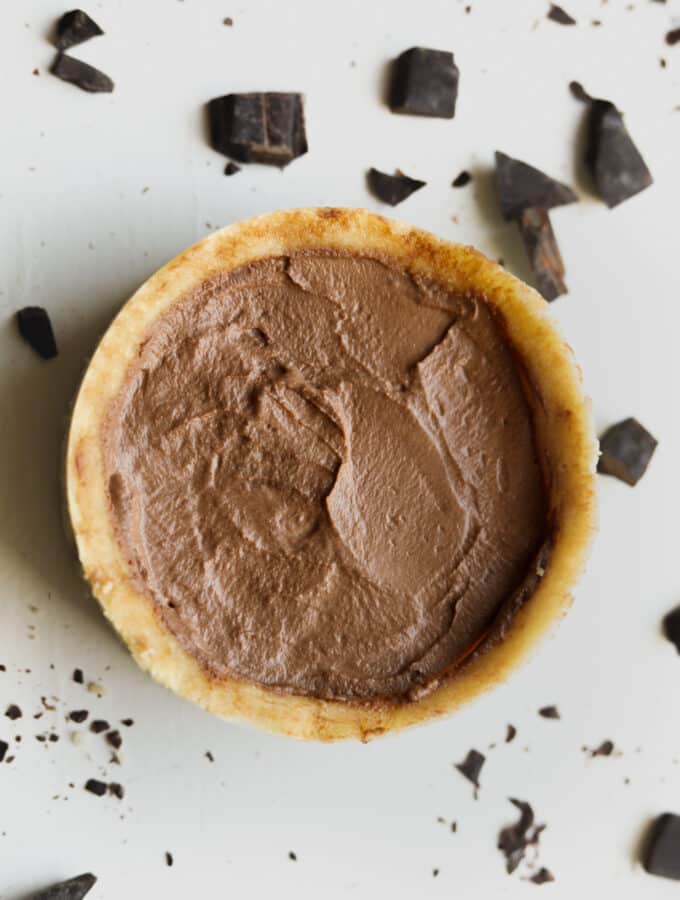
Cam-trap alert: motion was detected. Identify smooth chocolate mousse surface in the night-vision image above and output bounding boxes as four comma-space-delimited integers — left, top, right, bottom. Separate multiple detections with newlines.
103, 251, 548, 701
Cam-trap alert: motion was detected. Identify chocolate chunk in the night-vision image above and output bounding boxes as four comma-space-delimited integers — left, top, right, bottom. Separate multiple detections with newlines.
517, 209, 567, 301
84, 778, 107, 796
0, 741, 7, 762
663, 607, 680, 652
31, 873, 97, 900
50, 53, 114, 93
56, 10, 104, 50
495, 152, 577, 221
106, 729, 122, 749
538, 705, 560, 719
109, 782, 124, 799
16, 307, 58, 359
455, 749, 485, 789
90, 719, 109, 733
5, 704, 21, 720
530, 867, 555, 884
666, 28, 680, 46
367, 168, 426, 206
574, 91, 653, 207
498, 799, 546, 875
208, 93, 307, 166
588, 740, 615, 757
73, 668, 84, 683
452, 170, 472, 188
506, 724, 517, 743
121, 718, 134, 727
68, 709, 88, 723
224, 161, 241, 176
643, 814, 680, 880
547, 4, 576, 24
597, 418, 657, 485
389, 47, 459, 118
165, 852, 174, 866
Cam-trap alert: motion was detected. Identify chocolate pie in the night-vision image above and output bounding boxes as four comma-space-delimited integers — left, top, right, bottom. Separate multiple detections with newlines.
66, 208, 597, 740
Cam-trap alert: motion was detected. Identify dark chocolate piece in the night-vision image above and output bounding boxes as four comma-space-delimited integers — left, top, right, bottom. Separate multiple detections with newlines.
224, 161, 241, 176
547, 4, 576, 25
121, 718, 134, 727
288, 851, 297, 861
389, 47, 459, 118
109, 782, 124, 799
56, 10, 104, 50
68, 710, 88, 723
506, 724, 517, 743
455, 749, 485, 788
106, 729, 122, 749
452, 170, 472, 188
50, 53, 114, 94
31, 873, 97, 900
498, 799, 545, 874
495, 151, 577, 221
73, 668, 84, 683
0, 741, 7, 762
517, 208, 567, 301
84, 778, 107, 796
643, 814, 680, 880
165, 852, 174, 866
530, 868, 555, 884
588, 740, 615, 757
367, 168, 425, 206
5, 704, 22, 720
16, 307, 58, 359
208, 93, 307, 166
666, 28, 680, 46
538, 705, 560, 719
663, 606, 680, 653
597, 418, 657, 485
90, 719, 109, 733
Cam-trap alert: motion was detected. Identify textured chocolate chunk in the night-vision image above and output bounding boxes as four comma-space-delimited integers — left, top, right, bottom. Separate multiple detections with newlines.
538, 705, 560, 719
56, 10, 104, 50
452, 170, 472, 187
663, 606, 680, 653
84, 778, 107, 796
389, 47, 459, 118
530, 867, 555, 884
5, 704, 21, 720
495, 152, 577, 221
517, 209, 567, 301
16, 307, 58, 359
455, 749, 485, 788
547, 4, 576, 24
68, 710, 88, 723
644, 814, 680, 880
31, 873, 97, 900
51, 53, 114, 93
597, 418, 657, 485
367, 168, 425, 206
208, 93, 307, 166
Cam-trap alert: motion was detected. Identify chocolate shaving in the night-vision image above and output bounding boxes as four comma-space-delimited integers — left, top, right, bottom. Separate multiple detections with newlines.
389, 47, 459, 118
547, 4, 577, 25
643, 814, 680, 880
538, 705, 560, 719
517, 209, 567, 301
68, 709, 88, 723
51, 53, 114, 93
455, 749, 485, 790
495, 151, 577, 221
56, 10, 104, 50
367, 168, 426, 206
452, 170, 472, 188
84, 778, 107, 796
506, 724, 517, 743
0, 741, 7, 763
31, 873, 97, 900
666, 28, 680, 46
663, 607, 680, 653
5, 704, 22, 720
208, 93, 307, 166
16, 307, 58, 359
598, 418, 657, 486
530, 867, 555, 884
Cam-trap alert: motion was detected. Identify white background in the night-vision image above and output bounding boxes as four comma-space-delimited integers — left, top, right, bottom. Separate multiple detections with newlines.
1, 0, 679, 896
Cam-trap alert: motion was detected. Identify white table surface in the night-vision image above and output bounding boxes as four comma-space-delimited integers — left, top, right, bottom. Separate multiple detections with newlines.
1, 0, 679, 896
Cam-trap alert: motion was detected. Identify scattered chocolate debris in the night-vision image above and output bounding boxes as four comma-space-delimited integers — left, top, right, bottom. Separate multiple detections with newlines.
538, 705, 560, 719
506, 724, 517, 743
455, 749, 485, 790
224, 161, 241, 175
56, 9, 104, 50
73, 668, 84, 684
588, 740, 615, 757
165, 851, 174, 866
208, 93, 307, 166
106, 729, 122, 750
16, 307, 58, 359
666, 28, 680, 46
84, 778, 107, 796
288, 851, 297, 861
51, 53, 114, 93
530, 867, 555, 884
598, 418, 657, 485
108, 782, 124, 799
452, 170, 472, 188
643, 814, 680, 880
498, 799, 546, 875
389, 47, 459, 118
367, 168, 426, 206
5, 704, 22, 720
663, 607, 680, 653
31, 872, 97, 900
205, 751, 214, 762
68, 710, 88, 723
90, 719, 109, 733
223, 16, 234, 26
517, 208, 567, 301
547, 4, 577, 25
121, 718, 134, 727
0, 741, 7, 763
495, 151, 577, 221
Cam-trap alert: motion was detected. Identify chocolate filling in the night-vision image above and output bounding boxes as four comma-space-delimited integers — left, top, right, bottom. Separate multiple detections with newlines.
103, 251, 548, 701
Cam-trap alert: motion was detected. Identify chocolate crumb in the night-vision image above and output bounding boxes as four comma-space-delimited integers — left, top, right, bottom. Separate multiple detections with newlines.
592, 18, 602, 25
205, 751, 214, 762
598, 418, 657, 485
660, 57, 667, 68
36, 734, 47, 742
451, 821, 458, 832
69, 710, 88, 723
5, 705, 22, 720
109, 782, 124, 799
224, 161, 241, 176
16, 307, 58, 359
51, 53, 114, 94
33, 67, 40, 75
455, 749, 485, 790
73, 668, 84, 684
0, 741, 7, 763
506, 724, 517, 742
0, 665, 5, 672
389, 47, 459, 118
548, 4, 576, 25
663, 607, 680, 652
452, 170, 472, 188
49, 733, 59, 743
367, 168, 426, 206
666, 28, 680, 46
223, 16, 234, 25
31, 872, 97, 899
90, 719, 109, 733
539, 705, 560, 719
289, 851, 297, 861
41, 697, 57, 711
432, 868, 440, 877
121, 718, 134, 727
165, 851, 174, 866
110, 752, 121, 765
588, 740, 615, 757
643, 813, 680, 879
84, 778, 107, 796
106, 730, 122, 750
530, 867, 555, 884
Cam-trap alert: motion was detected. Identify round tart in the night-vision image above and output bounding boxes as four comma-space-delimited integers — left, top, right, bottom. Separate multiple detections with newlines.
66, 208, 597, 741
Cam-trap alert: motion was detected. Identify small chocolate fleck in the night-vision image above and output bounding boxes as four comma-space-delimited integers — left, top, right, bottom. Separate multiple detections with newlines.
588, 740, 615, 757
432, 868, 440, 877
109, 782, 124, 799
0, 741, 7, 763
33, 67, 40, 75
539, 705, 560, 719
205, 751, 214, 762
69, 710, 88, 723
598, 418, 657, 485
643, 813, 680, 880
367, 168, 426, 206
5, 705, 22, 720
288, 851, 297, 861
51, 53, 114, 93
49, 733, 59, 743
452, 170, 472, 188
495, 151, 577, 221
16, 307, 58, 359
208, 93, 307, 167
106, 729, 122, 750
121, 718, 134, 727
0, 665, 5, 672
547, 4, 577, 25
389, 46, 459, 118
663, 607, 680, 652
55, 9, 104, 50
165, 851, 174, 866
530, 867, 555, 884
455, 749, 485, 789
224, 161, 241, 175
223, 16, 234, 25
90, 719, 109, 733
506, 724, 517, 743
451, 821, 458, 833
84, 778, 107, 796
666, 28, 680, 46
31, 872, 97, 900
36, 734, 47, 742
73, 668, 84, 684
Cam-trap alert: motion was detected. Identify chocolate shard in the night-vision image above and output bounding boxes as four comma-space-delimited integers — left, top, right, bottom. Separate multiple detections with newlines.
51, 53, 114, 93
538, 705, 560, 719
495, 151, 577, 221
452, 170, 472, 188
208, 93, 307, 167
517, 209, 567, 302
643, 814, 680, 880
84, 778, 107, 796
547, 4, 577, 25
663, 606, 680, 653
582, 96, 653, 208
367, 168, 426, 206
56, 10, 104, 50
30, 873, 97, 900
455, 749, 485, 788
597, 418, 657, 485
530, 867, 555, 884
389, 47, 459, 118
16, 307, 58, 360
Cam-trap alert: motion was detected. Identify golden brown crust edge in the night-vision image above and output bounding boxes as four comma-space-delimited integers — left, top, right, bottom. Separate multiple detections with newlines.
65, 207, 597, 742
